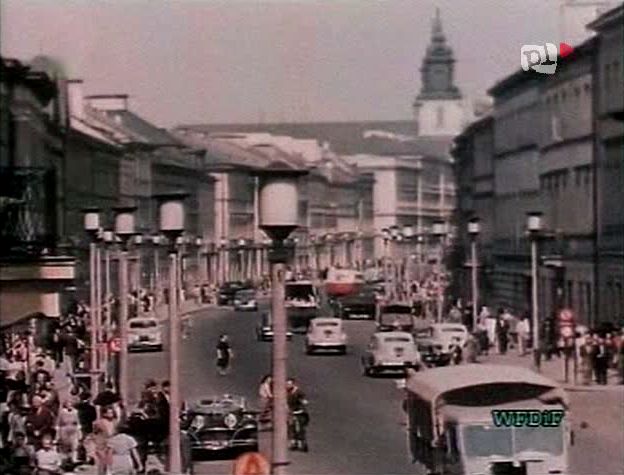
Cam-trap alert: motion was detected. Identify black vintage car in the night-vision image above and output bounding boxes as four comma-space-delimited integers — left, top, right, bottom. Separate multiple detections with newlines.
376, 303, 415, 332
412, 323, 451, 367
181, 395, 259, 458
217, 282, 247, 306
256, 312, 293, 341
332, 287, 377, 320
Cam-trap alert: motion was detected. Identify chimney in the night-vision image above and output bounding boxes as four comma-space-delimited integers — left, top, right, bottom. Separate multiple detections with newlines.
66, 79, 84, 120
85, 94, 129, 111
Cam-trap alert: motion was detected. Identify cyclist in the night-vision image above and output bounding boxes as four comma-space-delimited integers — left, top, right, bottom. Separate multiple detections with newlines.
286, 378, 309, 452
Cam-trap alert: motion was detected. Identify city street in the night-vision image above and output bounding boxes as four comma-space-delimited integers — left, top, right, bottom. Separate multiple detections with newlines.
128, 301, 624, 475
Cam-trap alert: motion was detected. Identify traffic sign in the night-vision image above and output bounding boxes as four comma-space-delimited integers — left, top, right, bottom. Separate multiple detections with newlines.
558, 308, 575, 339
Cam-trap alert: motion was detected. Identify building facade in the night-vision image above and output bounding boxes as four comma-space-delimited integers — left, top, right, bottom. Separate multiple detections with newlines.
454, 2, 624, 325
589, 3, 624, 323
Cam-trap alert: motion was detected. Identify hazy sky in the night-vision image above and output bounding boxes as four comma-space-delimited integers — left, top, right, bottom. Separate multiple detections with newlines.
2, 0, 560, 127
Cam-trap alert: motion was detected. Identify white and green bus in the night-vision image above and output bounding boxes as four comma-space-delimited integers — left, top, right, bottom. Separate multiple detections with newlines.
404, 364, 573, 475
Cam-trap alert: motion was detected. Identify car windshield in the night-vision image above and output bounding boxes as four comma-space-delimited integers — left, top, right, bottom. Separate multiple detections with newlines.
315, 322, 339, 327
129, 320, 158, 329
463, 425, 513, 457
285, 285, 315, 299
414, 328, 434, 338
384, 337, 411, 343
515, 426, 564, 456
441, 327, 465, 333
236, 290, 254, 298
382, 305, 412, 314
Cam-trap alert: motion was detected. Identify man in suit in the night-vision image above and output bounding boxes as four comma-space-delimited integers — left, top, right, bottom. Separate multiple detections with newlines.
156, 381, 170, 441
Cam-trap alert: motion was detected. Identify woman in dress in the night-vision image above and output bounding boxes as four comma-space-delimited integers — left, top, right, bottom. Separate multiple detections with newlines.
106, 423, 143, 475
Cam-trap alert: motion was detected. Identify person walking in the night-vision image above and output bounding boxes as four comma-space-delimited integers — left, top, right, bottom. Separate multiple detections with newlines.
106, 423, 143, 475
216, 334, 234, 376
34, 432, 62, 475
258, 375, 273, 424
517, 314, 530, 356
579, 334, 594, 385
593, 335, 611, 385
495, 314, 509, 355
57, 399, 81, 463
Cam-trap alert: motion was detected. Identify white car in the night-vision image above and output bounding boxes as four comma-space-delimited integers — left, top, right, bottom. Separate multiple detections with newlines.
305, 317, 347, 354
233, 289, 258, 312
361, 331, 421, 376
427, 323, 469, 353
128, 317, 163, 351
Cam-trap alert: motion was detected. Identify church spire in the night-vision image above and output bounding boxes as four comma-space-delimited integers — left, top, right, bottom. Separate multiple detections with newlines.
416, 9, 461, 101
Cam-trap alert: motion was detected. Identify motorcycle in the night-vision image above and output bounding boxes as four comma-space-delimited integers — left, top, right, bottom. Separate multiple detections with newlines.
288, 409, 309, 452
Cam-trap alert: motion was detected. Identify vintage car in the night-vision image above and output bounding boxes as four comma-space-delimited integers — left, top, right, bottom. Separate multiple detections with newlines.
422, 323, 469, 352
376, 302, 415, 332
256, 312, 293, 341
305, 317, 347, 354
128, 317, 163, 352
181, 395, 259, 457
332, 286, 377, 320
361, 331, 421, 376
217, 281, 247, 306
233, 289, 258, 312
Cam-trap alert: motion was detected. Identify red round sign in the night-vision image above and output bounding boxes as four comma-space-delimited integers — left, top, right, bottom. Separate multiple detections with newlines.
558, 309, 575, 324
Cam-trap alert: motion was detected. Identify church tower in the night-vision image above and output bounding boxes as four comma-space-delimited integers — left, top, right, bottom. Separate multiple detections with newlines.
413, 9, 465, 136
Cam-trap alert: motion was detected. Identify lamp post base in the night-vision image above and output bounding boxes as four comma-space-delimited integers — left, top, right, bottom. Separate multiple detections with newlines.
533, 348, 542, 372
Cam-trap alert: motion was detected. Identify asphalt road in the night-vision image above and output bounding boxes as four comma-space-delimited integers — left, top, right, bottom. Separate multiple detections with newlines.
127, 302, 624, 475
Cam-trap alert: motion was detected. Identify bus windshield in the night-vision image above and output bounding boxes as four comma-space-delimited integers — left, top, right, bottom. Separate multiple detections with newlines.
462, 424, 564, 458
515, 426, 564, 456
463, 425, 513, 457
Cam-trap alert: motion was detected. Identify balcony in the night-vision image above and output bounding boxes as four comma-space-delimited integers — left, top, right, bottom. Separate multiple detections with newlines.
0, 167, 57, 258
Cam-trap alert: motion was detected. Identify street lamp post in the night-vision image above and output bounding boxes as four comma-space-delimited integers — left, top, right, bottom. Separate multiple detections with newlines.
432, 221, 448, 323
151, 235, 162, 303
402, 225, 415, 296
102, 230, 115, 384
196, 237, 204, 285
155, 192, 188, 475
256, 162, 307, 475
527, 212, 544, 372
83, 208, 101, 397
381, 228, 391, 298
113, 206, 137, 406
467, 217, 481, 332
133, 235, 144, 317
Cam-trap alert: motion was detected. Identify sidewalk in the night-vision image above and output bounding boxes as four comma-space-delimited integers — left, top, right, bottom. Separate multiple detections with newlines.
479, 350, 624, 392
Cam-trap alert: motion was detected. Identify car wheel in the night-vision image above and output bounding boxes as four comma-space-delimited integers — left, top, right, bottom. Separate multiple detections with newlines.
305, 344, 314, 355
340, 346, 347, 355
361, 359, 370, 376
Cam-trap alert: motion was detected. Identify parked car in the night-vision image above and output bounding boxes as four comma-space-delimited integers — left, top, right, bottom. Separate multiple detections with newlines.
181, 395, 258, 458
332, 287, 377, 320
412, 320, 451, 367
233, 289, 258, 312
413, 323, 469, 365
217, 282, 246, 306
128, 317, 163, 352
361, 331, 421, 376
376, 302, 415, 332
305, 317, 347, 354
256, 312, 293, 341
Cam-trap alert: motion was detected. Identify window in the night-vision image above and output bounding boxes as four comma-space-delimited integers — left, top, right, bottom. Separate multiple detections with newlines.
551, 115, 562, 141
437, 106, 444, 128
561, 170, 568, 190
585, 168, 592, 186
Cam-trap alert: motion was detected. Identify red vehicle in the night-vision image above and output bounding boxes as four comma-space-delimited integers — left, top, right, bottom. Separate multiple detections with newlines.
324, 268, 364, 298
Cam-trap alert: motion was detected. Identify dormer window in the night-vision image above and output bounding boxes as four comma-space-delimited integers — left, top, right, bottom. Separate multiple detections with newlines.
551, 115, 562, 141
437, 106, 444, 128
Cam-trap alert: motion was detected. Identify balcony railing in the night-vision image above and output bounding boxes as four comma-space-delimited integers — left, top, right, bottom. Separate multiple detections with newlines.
0, 167, 57, 257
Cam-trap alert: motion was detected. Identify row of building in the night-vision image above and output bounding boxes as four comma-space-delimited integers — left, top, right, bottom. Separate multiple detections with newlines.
0, 10, 465, 328
453, 3, 624, 326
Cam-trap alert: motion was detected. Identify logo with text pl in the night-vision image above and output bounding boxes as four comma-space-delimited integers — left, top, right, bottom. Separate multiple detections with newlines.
520, 43, 574, 75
